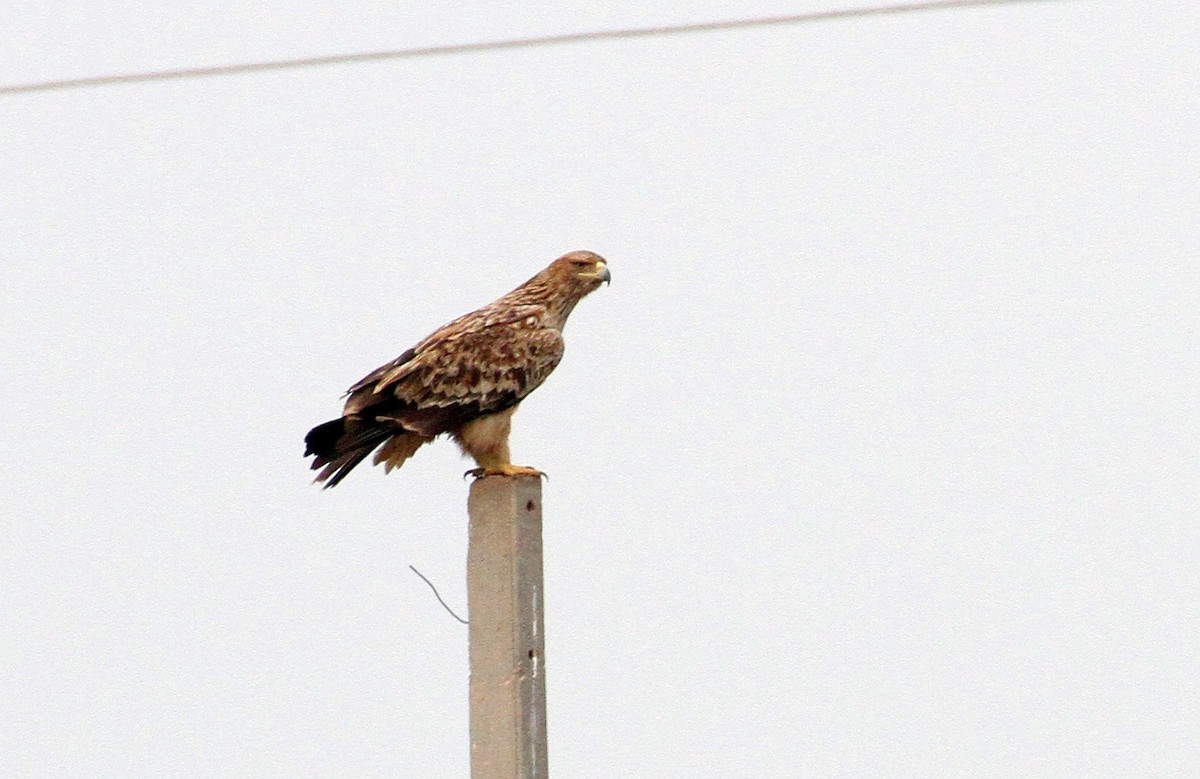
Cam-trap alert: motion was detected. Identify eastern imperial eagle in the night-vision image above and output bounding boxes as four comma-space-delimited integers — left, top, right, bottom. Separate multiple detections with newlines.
304, 251, 610, 487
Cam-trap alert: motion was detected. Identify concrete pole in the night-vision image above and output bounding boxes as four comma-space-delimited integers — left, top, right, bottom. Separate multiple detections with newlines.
467, 475, 548, 779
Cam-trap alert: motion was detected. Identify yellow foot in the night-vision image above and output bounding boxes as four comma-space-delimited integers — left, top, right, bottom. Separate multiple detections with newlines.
463, 464, 547, 480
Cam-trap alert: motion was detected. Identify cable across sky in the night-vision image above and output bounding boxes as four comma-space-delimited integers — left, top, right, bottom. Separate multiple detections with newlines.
0, 0, 1061, 96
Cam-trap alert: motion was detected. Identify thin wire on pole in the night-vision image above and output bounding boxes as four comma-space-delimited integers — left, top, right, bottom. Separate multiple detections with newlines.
410, 565, 469, 625
0, 0, 1059, 97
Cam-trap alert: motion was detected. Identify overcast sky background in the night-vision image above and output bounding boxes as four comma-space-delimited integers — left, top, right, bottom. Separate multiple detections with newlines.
2, 2, 1198, 776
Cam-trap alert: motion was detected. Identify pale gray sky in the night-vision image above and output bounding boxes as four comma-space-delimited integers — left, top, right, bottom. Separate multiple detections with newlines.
2, 2, 1198, 776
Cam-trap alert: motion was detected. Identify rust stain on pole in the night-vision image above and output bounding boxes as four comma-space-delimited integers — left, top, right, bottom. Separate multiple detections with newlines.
467, 475, 548, 779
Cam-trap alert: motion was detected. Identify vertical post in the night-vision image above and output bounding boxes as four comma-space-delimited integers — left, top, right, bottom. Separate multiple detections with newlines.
467, 475, 548, 779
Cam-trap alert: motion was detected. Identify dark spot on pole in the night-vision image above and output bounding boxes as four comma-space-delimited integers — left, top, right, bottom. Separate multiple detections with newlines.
526, 500, 536, 511
528, 649, 536, 659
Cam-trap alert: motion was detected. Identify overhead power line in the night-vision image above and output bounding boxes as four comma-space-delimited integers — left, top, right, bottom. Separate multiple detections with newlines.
1, 0, 1058, 96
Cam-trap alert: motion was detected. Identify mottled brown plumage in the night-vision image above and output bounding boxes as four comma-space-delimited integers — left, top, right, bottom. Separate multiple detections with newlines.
305, 251, 610, 487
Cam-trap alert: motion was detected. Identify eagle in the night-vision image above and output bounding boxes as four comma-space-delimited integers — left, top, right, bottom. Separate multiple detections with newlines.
304, 250, 610, 487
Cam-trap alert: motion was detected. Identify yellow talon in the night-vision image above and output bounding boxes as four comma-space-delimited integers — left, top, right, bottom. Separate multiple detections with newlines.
464, 464, 547, 480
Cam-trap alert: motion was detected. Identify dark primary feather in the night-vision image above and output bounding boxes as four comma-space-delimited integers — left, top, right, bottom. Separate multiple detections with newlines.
303, 418, 345, 460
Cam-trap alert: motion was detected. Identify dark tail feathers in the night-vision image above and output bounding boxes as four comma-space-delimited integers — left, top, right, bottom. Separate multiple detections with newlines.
304, 415, 392, 488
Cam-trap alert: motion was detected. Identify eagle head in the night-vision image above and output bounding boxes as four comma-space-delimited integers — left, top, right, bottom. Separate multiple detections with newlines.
548, 250, 611, 291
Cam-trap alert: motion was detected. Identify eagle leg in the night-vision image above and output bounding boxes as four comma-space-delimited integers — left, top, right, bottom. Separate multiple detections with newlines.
454, 407, 547, 480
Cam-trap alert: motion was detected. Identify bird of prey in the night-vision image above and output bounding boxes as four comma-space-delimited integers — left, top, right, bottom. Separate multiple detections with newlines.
304, 250, 610, 487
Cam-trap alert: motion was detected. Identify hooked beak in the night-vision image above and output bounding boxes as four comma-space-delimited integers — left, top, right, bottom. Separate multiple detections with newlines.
597, 263, 611, 286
